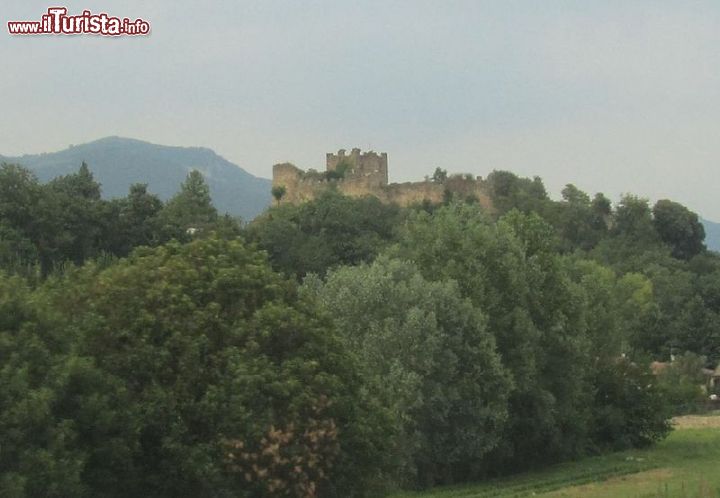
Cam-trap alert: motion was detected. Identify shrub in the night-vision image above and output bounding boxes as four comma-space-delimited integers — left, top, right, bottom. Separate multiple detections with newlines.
591, 358, 672, 451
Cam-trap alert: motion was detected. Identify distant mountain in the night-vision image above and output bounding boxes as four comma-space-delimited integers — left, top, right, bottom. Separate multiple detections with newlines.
0, 137, 272, 221
703, 218, 720, 252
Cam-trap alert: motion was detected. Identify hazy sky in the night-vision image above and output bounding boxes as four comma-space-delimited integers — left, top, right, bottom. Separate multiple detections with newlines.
3, 1, 719, 219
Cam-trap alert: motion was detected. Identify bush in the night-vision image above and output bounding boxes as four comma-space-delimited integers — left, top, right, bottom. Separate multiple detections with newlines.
591, 358, 672, 451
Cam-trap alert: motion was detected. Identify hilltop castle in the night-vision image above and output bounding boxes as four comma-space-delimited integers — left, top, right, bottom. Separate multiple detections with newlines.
272, 148, 492, 209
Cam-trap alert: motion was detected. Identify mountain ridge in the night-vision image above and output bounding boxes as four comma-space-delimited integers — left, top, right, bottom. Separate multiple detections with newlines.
0, 137, 272, 221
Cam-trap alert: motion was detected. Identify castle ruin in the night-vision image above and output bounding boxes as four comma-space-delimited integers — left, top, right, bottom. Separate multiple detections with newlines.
272, 148, 492, 209
326, 148, 388, 186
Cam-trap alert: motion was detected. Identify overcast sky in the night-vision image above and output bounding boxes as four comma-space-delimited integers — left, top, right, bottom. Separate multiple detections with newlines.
2, 1, 719, 219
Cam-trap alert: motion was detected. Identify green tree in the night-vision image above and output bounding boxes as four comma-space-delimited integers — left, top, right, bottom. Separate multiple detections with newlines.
0, 273, 88, 497
303, 257, 511, 487
591, 358, 672, 451
0, 164, 42, 232
485, 170, 549, 216
612, 195, 658, 246
271, 185, 286, 204
652, 199, 706, 260
155, 170, 219, 242
565, 258, 625, 358
0, 224, 37, 275
100, 183, 165, 257
0, 165, 42, 273
551, 185, 609, 251
561, 184, 591, 206
49, 162, 101, 200
591, 193, 612, 228
40, 163, 109, 272
1, 238, 391, 497
389, 204, 593, 471
431, 167, 447, 183
246, 191, 402, 278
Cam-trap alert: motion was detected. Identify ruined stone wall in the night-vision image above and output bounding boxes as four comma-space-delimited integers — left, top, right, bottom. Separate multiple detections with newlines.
443, 175, 493, 210
326, 148, 388, 185
380, 179, 492, 209
383, 182, 445, 206
272, 162, 376, 204
272, 153, 492, 211
334, 175, 383, 198
272, 163, 325, 204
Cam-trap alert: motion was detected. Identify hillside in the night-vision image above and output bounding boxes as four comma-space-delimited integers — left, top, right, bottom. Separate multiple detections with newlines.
703, 218, 720, 252
0, 137, 271, 221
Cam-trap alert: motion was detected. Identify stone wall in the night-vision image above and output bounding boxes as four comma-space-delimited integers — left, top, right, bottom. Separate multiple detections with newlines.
271, 162, 329, 204
326, 148, 388, 186
272, 151, 492, 211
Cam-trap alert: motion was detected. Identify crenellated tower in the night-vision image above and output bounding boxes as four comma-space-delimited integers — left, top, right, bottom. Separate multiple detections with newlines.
326, 148, 388, 186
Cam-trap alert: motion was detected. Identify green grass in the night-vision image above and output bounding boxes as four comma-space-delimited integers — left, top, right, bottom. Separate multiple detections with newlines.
391, 417, 720, 498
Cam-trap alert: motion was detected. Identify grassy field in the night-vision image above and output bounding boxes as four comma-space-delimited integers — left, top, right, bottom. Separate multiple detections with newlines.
392, 414, 720, 498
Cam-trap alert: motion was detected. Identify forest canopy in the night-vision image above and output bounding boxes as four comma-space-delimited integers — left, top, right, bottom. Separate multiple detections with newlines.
1, 162, 718, 497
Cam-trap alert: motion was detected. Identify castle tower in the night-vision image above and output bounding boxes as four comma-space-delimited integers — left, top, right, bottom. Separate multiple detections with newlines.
326, 148, 388, 186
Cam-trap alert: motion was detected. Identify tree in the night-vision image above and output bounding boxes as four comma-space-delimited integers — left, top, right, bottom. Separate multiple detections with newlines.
271, 185, 286, 204
431, 167, 447, 183
612, 195, 658, 246
1, 238, 391, 497
485, 170, 549, 216
154, 170, 219, 242
119, 184, 163, 249
0, 164, 42, 232
246, 191, 403, 278
561, 184, 590, 206
552, 185, 606, 251
303, 257, 511, 487
591, 358, 672, 451
389, 204, 593, 471
40, 163, 108, 271
0, 163, 113, 275
652, 199, 706, 260
49, 162, 101, 201
0, 224, 37, 275
0, 164, 42, 273
589, 193, 612, 233
565, 258, 625, 358
0, 273, 88, 497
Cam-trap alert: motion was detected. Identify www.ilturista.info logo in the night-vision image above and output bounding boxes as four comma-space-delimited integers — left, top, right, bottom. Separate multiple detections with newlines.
8, 7, 150, 36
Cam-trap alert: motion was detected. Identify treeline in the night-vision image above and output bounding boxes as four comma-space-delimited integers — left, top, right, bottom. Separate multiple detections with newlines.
0, 163, 238, 277
0, 162, 718, 497
482, 171, 718, 365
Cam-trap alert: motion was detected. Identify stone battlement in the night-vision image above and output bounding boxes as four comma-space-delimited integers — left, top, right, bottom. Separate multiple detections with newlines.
271, 149, 492, 210
326, 148, 388, 186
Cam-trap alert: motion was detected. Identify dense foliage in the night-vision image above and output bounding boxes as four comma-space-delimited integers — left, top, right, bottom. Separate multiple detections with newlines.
246, 190, 402, 278
481, 170, 720, 365
2, 161, 718, 496
302, 257, 511, 486
0, 163, 240, 276
0, 237, 391, 498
